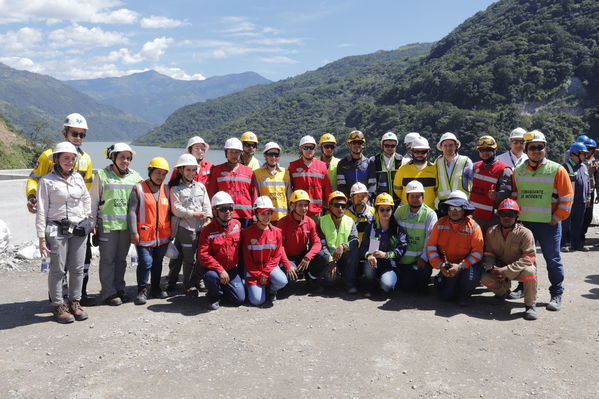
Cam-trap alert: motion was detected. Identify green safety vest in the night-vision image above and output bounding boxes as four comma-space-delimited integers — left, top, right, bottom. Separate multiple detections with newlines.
97, 166, 142, 231
320, 214, 354, 250
394, 204, 432, 264
436, 155, 470, 200
514, 160, 559, 223
325, 156, 340, 189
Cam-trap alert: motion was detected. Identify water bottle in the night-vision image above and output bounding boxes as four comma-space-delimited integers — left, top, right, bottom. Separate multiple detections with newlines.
131, 255, 138, 268
40, 257, 49, 273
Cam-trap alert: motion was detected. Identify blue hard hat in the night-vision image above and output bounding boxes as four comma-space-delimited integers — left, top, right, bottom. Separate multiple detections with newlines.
584, 138, 597, 148
576, 134, 590, 142
569, 142, 588, 153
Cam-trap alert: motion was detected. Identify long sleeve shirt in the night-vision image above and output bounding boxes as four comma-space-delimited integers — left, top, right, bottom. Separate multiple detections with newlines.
316, 217, 359, 262
482, 223, 536, 279
277, 213, 322, 260
241, 224, 285, 285
198, 219, 242, 273
426, 216, 483, 269
358, 220, 408, 268
169, 180, 212, 232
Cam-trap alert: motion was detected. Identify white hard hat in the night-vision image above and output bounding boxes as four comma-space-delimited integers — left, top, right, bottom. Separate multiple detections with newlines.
263, 142, 281, 153
52, 141, 78, 156
350, 182, 368, 196
224, 137, 243, 151
404, 132, 421, 145
211, 191, 234, 207
524, 130, 546, 144
381, 132, 398, 144
175, 153, 199, 168
107, 142, 135, 159
299, 135, 317, 147
254, 195, 274, 211
405, 180, 425, 194
64, 113, 88, 130
186, 136, 209, 151
411, 136, 430, 150
436, 132, 461, 151
448, 190, 468, 201
509, 127, 526, 139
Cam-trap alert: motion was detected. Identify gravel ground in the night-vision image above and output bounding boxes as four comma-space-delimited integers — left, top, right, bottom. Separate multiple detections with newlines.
1, 228, 599, 398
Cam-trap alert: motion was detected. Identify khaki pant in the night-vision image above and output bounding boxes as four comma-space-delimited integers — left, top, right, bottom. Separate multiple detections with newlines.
46, 224, 86, 305
481, 265, 537, 306
167, 226, 199, 290
98, 226, 131, 300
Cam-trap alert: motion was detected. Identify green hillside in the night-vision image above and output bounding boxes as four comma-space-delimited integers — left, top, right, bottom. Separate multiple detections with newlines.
0, 115, 38, 169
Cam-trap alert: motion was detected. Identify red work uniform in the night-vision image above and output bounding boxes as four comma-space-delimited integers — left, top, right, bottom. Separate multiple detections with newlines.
288, 158, 331, 216
198, 219, 242, 273
169, 159, 214, 186
208, 163, 257, 220
242, 224, 287, 285
277, 213, 322, 261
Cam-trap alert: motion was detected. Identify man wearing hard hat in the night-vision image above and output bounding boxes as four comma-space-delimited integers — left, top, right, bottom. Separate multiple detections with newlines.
435, 132, 473, 206
368, 132, 403, 203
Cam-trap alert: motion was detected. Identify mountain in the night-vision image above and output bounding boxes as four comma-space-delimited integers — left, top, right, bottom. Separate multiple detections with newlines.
66, 71, 271, 124
0, 63, 154, 142
133, 43, 433, 149
0, 114, 38, 169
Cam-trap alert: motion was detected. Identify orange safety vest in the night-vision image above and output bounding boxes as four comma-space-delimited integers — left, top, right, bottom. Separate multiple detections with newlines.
135, 181, 171, 247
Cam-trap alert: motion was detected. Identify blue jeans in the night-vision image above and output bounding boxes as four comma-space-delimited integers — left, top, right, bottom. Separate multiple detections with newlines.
524, 221, 564, 297
561, 201, 586, 249
362, 262, 398, 293
136, 244, 168, 291
435, 262, 482, 301
247, 266, 288, 306
398, 262, 433, 292
204, 268, 245, 305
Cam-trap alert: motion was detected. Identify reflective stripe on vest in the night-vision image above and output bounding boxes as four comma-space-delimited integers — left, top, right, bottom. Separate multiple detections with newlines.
254, 167, 289, 221
470, 161, 506, 219
291, 172, 325, 179
436, 155, 469, 200
514, 160, 559, 223
320, 214, 353, 250
395, 204, 431, 264
135, 181, 171, 247
98, 167, 142, 231
247, 244, 278, 250
217, 175, 252, 184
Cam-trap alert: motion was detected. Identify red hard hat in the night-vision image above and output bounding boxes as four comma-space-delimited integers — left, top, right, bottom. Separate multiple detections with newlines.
497, 199, 520, 214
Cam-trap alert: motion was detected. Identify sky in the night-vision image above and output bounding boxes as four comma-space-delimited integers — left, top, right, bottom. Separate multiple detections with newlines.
0, 0, 497, 82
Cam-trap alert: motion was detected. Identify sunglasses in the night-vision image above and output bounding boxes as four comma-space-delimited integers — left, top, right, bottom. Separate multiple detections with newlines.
302, 145, 316, 151
528, 144, 545, 151
448, 206, 463, 212
350, 141, 365, 145
511, 140, 525, 144
498, 211, 518, 218
217, 206, 233, 213
243, 143, 257, 148
322, 144, 335, 150
378, 207, 393, 213
70, 132, 86, 138
478, 148, 494, 152
413, 150, 428, 155
331, 202, 347, 209
265, 152, 280, 158
383, 144, 396, 149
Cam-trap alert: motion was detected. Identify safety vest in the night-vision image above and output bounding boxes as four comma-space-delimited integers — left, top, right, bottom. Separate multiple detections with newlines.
514, 160, 559, 223
97, 166, 142, 231
254, 167, 289, 221
212, 163, 255, 219
395, 204, 432, 264
243, 156, 261, 171
134, 181, 171, 247
323, 156, 340, 189
436, 155, 470, 200
371, 153, 403, 201
320, 214, 354, 250
289, 158, 330, 216
344, 205, 374, 245
470, 160, 508, 219
393, 162, 438, 208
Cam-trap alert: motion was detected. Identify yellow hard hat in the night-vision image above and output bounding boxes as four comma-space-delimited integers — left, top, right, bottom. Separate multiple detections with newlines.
240, 131, 258, 143
289, 189, 311, 203
147, 156, 170, 172
319, 133, 337, 145
374, 192, 394, 207
476, 135, 498, 149
347, 130, 365, 143
328, 190, 348, 204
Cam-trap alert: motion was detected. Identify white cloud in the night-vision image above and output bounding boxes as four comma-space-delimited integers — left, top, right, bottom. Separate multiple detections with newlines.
220, 16, 256, 33
258, 56, 297, 64
154, 66, 205, 80
0, 56, 44, 73
247, 38, 303, 45
90, 8, 139, 24
0, 27, 43, 53
140, 16, 189, 29
0, 1, 138, 24
48, 24, 129, 48
102, 37, 173, 65
337, 43, 352, 48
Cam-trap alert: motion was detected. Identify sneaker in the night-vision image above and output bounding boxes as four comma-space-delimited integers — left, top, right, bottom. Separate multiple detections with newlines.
508, 283, 524, 300
80, 294, 97, 307
135, 288, 147, 305
53, 303, 75, 324
150, 288, 168, 299
523, 305, 538, 320
68, 301, 88, 321
208, 300, 220, 310
104, 295, 122, 306
546, 296, 562, 311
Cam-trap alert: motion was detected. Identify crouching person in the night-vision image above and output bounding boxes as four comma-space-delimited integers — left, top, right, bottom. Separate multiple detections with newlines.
199, 192, 245, 310
360, 193, 407, 297
481, 199, 538, 320
427, 191, 483, 306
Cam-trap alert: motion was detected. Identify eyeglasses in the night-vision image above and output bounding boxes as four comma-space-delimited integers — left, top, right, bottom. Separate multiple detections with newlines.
498, 211, 518, 218
448, 206, 463, 212
478, 148, 494, 152
302, 145, 316, 151
322, 144, 335, 150
383, 144, 396, 149
70, 132, 86, 138
265, 152, 280, 158
331, 202, 347, 209
528, 144, 545, 151
511, 140, 525, 144
350, 141, 365, 146
243, 143, 257, 148
378, 207, 393, 213
217, 206, 233, 213
413, 150, 428, 155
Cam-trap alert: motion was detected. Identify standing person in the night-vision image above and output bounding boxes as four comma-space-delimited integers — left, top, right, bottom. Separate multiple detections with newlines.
497, 127, 528, 168
470, 135, 512, 234
129, 157, 172, 305
242, 196, 289, 306
511, 130, 573, 311
337, 130, 373, 198
199, 192, 245, 310
36, 142, 91, 323
481, 199, 539, 320
360, 193, 408, 297
435, 132, 473, 206
368, 132, 403, 202
27, 113, 95, 306
166, 154, 212, 296
582, 138, 598, 245
240, 131, 261, 170
394, 181, 437, 293
319, 133, 341, 190
427, 191, 483, 305
254, 142, 291, 224
400, 132, 421, 166
289, 135, 332, 217
561, 142, 591, 252
344, 182, 375, 246
91, 143, 142, 306
208, 138, 257, 228
169, 136, 213, 186
393, 136, 438, 208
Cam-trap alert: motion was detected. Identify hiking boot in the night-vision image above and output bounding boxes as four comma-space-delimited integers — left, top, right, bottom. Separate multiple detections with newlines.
117, 290, 130, 303
53, 303, 75, 324
208, 300, 220, 310
523, 305, 538, 320
80, 294, 97, 307
104, 294, 122, 306
68, 301, 88, 321
135, 288, 147, 305
508, 283, 524, 299
546, 296, 562, 311
150, 288, 168, 299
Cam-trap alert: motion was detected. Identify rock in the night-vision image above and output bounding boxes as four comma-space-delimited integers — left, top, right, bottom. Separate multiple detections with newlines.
0, 219, 10, 253
16, 244, 40, 260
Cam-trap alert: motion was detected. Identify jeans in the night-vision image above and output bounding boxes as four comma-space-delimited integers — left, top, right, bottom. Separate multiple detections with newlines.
247, 266, 288, 306
398, 262, 433, 292
435, 262, 482, 301
204, 268, 245, 305
311, 246, 358, 290
136, 243, 168, 291
362, 261, 398, 292
523, 221, 564, 297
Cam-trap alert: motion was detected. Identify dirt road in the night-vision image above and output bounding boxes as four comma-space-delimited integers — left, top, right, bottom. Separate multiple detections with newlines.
1, 228, 599, 398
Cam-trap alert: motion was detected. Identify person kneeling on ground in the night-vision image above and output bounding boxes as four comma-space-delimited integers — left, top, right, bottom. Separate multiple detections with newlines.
427, 191, 483, 306
481, 199, 539, 320
359, 193, 407, 297
242, 196, 289, 306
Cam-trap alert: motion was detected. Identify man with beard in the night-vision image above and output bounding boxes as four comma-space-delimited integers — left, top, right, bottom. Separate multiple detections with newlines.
393, 136, 438, 209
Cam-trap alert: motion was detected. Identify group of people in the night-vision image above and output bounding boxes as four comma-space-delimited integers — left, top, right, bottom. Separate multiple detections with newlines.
27, 113, 599, 324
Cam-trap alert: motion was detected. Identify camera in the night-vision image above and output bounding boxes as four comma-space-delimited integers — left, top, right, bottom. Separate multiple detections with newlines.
60, 218, 74, 235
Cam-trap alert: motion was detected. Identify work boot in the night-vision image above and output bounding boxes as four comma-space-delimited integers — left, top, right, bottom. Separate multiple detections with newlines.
135, 288, 147, 305
546, 296, 562, 311
104, 294, 122, 306
508, 283, 524, 300
80, 294, 97, 307
53, 303, 75, 324
68, 301, 88, 321
117, 290, 130, 303
523, 305, 538, 320
150, 288, 168, 299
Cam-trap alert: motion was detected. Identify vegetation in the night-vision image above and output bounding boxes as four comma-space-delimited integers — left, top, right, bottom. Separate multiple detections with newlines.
0, 115, 38, 169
